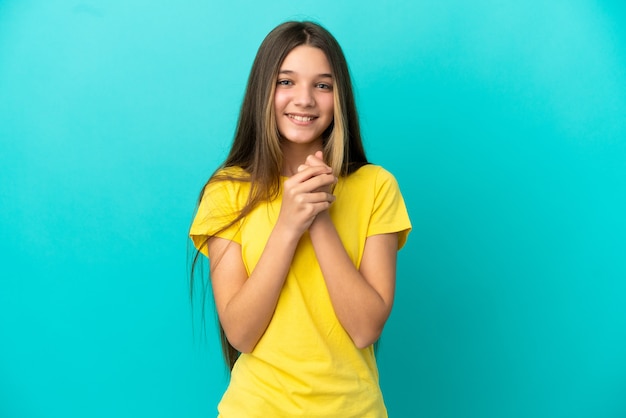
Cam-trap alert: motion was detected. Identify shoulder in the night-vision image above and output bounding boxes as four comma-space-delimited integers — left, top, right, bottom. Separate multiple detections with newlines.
345, 164, 400, 188
348, 165, 412, 248
193, 167, 252, 221
336, 164, 405, 206
202, 166, 250, 197
211, 166, 250, 183
192, 166, 249, 225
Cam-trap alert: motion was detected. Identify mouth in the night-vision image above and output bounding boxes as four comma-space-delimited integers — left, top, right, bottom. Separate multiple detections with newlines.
287, 113, 317, 123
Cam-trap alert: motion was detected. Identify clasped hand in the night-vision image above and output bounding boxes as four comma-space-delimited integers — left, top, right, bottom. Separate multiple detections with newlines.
279, 151, 336, 237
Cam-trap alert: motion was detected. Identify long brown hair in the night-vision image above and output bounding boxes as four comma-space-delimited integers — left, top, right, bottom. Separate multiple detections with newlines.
189, 20, 368, 371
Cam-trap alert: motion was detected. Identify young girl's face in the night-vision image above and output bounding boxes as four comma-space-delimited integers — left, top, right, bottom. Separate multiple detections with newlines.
274, 45, 334, 148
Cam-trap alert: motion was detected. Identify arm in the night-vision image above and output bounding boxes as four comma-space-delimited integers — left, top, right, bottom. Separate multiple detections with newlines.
208, 165, 336, 353
303, 152, 398, 348
309, 213, 398, 349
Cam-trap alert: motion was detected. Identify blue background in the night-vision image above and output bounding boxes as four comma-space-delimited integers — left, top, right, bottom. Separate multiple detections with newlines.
1, 1, 625, 417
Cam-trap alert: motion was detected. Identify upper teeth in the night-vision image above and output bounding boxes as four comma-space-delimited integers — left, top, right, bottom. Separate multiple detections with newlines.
290, 115, 314, 122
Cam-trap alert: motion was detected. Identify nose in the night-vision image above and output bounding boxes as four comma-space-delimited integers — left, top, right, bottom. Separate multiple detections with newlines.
293, 85, 315, 107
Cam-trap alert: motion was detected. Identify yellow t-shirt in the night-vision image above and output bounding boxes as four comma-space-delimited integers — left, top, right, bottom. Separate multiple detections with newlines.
190, 164, 411, 418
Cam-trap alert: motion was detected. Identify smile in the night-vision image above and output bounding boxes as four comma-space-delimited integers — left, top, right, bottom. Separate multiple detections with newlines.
288, 114, 317, 122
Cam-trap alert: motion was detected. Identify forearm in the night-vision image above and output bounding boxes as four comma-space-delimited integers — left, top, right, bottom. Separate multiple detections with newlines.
213, 164, 337, 353
217, 224, 300, 353
308, 213, 395, 348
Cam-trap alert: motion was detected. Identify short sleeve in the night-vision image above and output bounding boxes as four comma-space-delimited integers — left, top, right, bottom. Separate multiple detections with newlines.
367, 167, 412, 249
189, 178, 244, 257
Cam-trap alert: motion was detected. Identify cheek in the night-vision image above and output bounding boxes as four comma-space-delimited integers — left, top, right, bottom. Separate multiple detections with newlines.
321, 95, 334, 118
274, 91, 289, 111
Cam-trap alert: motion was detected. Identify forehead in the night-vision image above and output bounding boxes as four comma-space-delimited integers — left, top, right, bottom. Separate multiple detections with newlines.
279, 45, 332, 75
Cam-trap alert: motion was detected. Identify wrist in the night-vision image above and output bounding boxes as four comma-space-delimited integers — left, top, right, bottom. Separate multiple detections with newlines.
310, 211, 332, 232
273, 220, 305, 246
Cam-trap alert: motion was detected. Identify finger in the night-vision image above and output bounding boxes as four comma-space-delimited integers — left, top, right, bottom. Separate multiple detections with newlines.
299, 191, 336, 204
287, 165, 332, 184
319, 192, 336, 204
283, 190, 334, 215
310, 200, 334, 215
302, 173, 336, 192
306, 153, 328, 169
285, 173, 336, 197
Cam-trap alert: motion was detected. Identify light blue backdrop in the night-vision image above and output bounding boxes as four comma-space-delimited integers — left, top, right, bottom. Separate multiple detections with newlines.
1, 1, 625, 417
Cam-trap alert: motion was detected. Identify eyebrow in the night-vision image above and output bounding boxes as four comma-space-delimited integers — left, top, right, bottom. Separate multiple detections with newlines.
278, 70, 333, 78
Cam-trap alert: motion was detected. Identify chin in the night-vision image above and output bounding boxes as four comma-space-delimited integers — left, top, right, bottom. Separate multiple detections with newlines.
281, 133, 322, 145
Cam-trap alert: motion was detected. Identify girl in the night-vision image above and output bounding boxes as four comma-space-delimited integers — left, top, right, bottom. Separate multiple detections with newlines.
189, 21, 411, 417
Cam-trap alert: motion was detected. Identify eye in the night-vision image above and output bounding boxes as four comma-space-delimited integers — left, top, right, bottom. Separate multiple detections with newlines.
316, 83, 332, 90
277, 79, 292, 86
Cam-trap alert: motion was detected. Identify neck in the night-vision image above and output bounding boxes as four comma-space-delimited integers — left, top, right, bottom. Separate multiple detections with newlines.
281, 140, 323, 176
